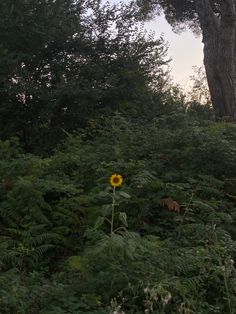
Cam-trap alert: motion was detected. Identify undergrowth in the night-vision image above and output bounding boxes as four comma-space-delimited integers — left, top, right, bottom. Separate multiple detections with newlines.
1, 107, 236, 313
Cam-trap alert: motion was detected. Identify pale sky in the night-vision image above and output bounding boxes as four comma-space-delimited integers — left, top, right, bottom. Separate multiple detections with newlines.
146, 16, 204, 87
108, 0, 204, 87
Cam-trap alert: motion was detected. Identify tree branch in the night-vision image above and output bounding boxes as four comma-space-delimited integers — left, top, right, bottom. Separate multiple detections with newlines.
195, 0, 220, 39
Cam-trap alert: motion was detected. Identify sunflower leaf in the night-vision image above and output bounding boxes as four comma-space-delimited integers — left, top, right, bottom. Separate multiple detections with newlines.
119, 212, 128, 227
94, 216, 105, 229
98, 191, 110, 198
119, 191, 131, 199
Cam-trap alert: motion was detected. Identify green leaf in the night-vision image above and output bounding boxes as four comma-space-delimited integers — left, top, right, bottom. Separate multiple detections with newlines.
101, 204, 112, 215
98, 191, 110, 198
119, 212, 128, 227
119, 191, 131, 199
94, 216, 105, 229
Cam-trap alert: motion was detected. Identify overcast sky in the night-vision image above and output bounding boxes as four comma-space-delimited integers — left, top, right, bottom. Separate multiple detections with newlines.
108, 0, 204, 87
146, 15, 203, 87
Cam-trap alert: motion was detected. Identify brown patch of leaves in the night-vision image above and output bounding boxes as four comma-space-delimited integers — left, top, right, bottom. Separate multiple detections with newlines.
161, 198, 180, 213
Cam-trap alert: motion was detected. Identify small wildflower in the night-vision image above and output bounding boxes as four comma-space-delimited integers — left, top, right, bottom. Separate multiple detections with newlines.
110, 173, 123, 187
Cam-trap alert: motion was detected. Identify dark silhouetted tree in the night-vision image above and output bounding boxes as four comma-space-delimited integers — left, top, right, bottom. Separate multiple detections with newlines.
0, 0, 169, 152
137, 0, 236, 121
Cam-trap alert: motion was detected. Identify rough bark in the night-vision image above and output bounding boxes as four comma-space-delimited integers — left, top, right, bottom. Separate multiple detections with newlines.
196, 0, 236, 121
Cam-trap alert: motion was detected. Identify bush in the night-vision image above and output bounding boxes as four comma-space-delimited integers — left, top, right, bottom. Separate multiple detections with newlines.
1, 110, 236, 313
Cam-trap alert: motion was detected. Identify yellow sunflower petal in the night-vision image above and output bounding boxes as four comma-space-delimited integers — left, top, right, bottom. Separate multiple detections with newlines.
110, 173, 123, 187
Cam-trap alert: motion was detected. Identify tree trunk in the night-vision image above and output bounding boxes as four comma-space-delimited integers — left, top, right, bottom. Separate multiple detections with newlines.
196, 0, 236, 121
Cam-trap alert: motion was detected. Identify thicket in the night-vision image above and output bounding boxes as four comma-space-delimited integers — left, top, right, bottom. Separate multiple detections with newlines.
1, 106, 236, 313
1, 1, 236, 313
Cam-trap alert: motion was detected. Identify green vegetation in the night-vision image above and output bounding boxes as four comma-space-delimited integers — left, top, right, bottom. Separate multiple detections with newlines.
0, 0, 169, 153
1, 1, 236, 313
1, 110, 236, 313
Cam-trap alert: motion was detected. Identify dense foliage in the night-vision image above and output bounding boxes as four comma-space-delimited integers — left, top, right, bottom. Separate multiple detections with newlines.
1, 1, 236, 313
1, 103, 236, 313
0, 0, 169, 153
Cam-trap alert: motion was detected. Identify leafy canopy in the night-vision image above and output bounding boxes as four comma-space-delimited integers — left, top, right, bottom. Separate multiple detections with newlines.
0, 0, 169, 153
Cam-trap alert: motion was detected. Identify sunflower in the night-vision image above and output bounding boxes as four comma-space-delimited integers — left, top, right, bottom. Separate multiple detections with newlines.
110, 173, 123, 187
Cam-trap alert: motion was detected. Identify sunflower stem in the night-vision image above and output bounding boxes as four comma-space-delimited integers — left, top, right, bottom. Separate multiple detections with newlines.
111, 186, 116, 235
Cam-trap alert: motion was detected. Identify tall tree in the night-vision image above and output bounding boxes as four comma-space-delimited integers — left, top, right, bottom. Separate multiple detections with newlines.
0, 0, 169, 153
137, 0, 236, 121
